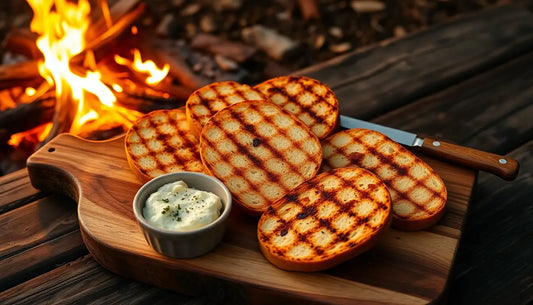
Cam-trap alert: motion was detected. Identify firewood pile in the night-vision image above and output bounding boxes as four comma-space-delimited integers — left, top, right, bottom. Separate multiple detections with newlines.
0, 0, 509, 176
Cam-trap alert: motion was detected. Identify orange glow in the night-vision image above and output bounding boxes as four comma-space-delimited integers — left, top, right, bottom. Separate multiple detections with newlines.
131, 26, 138, 35
115, 48, 170, 85
20, 0, 145, 144
8, 123, 53, 148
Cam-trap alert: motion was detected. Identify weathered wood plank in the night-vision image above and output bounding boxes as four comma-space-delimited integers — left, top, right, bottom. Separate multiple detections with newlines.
373, 51, 533, 154
0, 195, 78, 259
0, 168, 43, 213
447, 139, 533, 305
0, 255, 201, 305
0, 230, 88, 291
296, 5, 533, 120
358, 46, 533, 305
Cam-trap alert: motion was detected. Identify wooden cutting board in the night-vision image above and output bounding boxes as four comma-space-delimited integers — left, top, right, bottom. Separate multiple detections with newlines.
26, 133, 476, 305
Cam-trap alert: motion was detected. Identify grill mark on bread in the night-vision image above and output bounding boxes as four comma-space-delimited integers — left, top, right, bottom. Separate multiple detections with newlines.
354, 144, 436, 215
258, 168, 391, 271
186, 81, 267, 138
254, 76, 339, 140
201, 125, 267, 197
264, 81, 330, 126
130, 122, 199, 170
200, 100, 322, 214
244, 102, 319, 179
125, 109, 203, 182
321, 128, 447, 230
266, 169, 383, 249
193, 81, 254, 121
324, 131, 445, 215
204, 81, 248, 110
225, 102, 302, 186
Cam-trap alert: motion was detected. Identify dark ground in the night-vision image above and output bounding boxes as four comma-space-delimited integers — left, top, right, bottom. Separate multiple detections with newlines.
141, 0, 516, 72
0, 0, 521, 75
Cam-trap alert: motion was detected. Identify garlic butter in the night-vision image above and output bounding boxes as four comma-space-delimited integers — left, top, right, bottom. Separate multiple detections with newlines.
143, 180, 222, 231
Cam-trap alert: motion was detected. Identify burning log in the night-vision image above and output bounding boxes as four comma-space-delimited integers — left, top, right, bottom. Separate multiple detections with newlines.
0, 91, 55, 144
72, 0, 146, 65
42, 81, 76, 144
2, 28, 41, 59
115, 92, 183, 114
95, 60, 192, 104
0, 61, 43, 90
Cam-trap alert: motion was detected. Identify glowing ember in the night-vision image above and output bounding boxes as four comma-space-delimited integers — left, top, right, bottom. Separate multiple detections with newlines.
25, 87, 37, 96
8, 123, 52, 148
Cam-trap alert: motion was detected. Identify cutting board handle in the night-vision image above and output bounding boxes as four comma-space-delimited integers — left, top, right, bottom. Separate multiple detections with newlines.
26, 133, 137, 201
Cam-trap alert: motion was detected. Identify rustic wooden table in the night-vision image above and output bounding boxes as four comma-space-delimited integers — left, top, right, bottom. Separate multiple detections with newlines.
1, 4, 532, 305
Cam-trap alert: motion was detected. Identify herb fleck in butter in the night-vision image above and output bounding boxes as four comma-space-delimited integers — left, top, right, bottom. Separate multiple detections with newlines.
143, 180, 222, 231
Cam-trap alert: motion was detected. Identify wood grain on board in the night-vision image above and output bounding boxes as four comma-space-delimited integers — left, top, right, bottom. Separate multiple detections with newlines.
25, 133, 476, 304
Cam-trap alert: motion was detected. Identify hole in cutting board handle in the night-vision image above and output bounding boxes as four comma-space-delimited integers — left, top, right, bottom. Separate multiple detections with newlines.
48, 147, 55, 153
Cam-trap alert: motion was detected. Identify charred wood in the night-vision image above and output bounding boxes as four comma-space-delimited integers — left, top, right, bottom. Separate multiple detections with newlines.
148, 39, 211, 90
0, 91, 55, 144
190, 34, 257, 63
241, 25, 300, 61
2, 28, 41, 59
0, 61, 43, 90
72, 1, 146, 65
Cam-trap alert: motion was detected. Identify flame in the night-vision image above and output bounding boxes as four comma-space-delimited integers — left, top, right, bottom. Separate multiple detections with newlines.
115, 48, 170, 85
8, 123, 53, 148
19, 0, 147, 144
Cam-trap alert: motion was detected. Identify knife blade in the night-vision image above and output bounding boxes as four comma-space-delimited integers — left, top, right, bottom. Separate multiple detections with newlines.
339, 115, 519, 180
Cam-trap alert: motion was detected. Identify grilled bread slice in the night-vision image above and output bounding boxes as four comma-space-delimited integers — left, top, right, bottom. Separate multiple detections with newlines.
186, 81, 267, 138
321, 128, 447, 231
258, 167, 392, 272
199, 100, 322, 215
254, 76, 339, 140
125, 109, 203, 183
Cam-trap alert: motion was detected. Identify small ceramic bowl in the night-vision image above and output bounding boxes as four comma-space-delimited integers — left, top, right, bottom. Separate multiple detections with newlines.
133, 172, 232, 258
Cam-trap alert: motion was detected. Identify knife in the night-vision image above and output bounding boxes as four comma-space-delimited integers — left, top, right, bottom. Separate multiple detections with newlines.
339, 115, 519, 180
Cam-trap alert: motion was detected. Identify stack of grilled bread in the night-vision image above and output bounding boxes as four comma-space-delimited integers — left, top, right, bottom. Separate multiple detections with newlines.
123, 75, 447, 271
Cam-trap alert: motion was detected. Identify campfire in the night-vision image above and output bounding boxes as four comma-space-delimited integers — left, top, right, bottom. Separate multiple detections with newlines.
0, 0, 269, 176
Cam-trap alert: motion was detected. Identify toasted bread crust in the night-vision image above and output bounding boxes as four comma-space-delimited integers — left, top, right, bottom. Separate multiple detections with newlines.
321, 128, 447, 231
254, 76, 339, 139
185, 81, 267, 138
125, 109, 203, 183
199, 100, 322, 215
258, 167, 392, 272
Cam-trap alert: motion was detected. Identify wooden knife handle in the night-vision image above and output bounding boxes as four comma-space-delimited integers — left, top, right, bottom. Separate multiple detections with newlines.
421, 137, 519, 180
